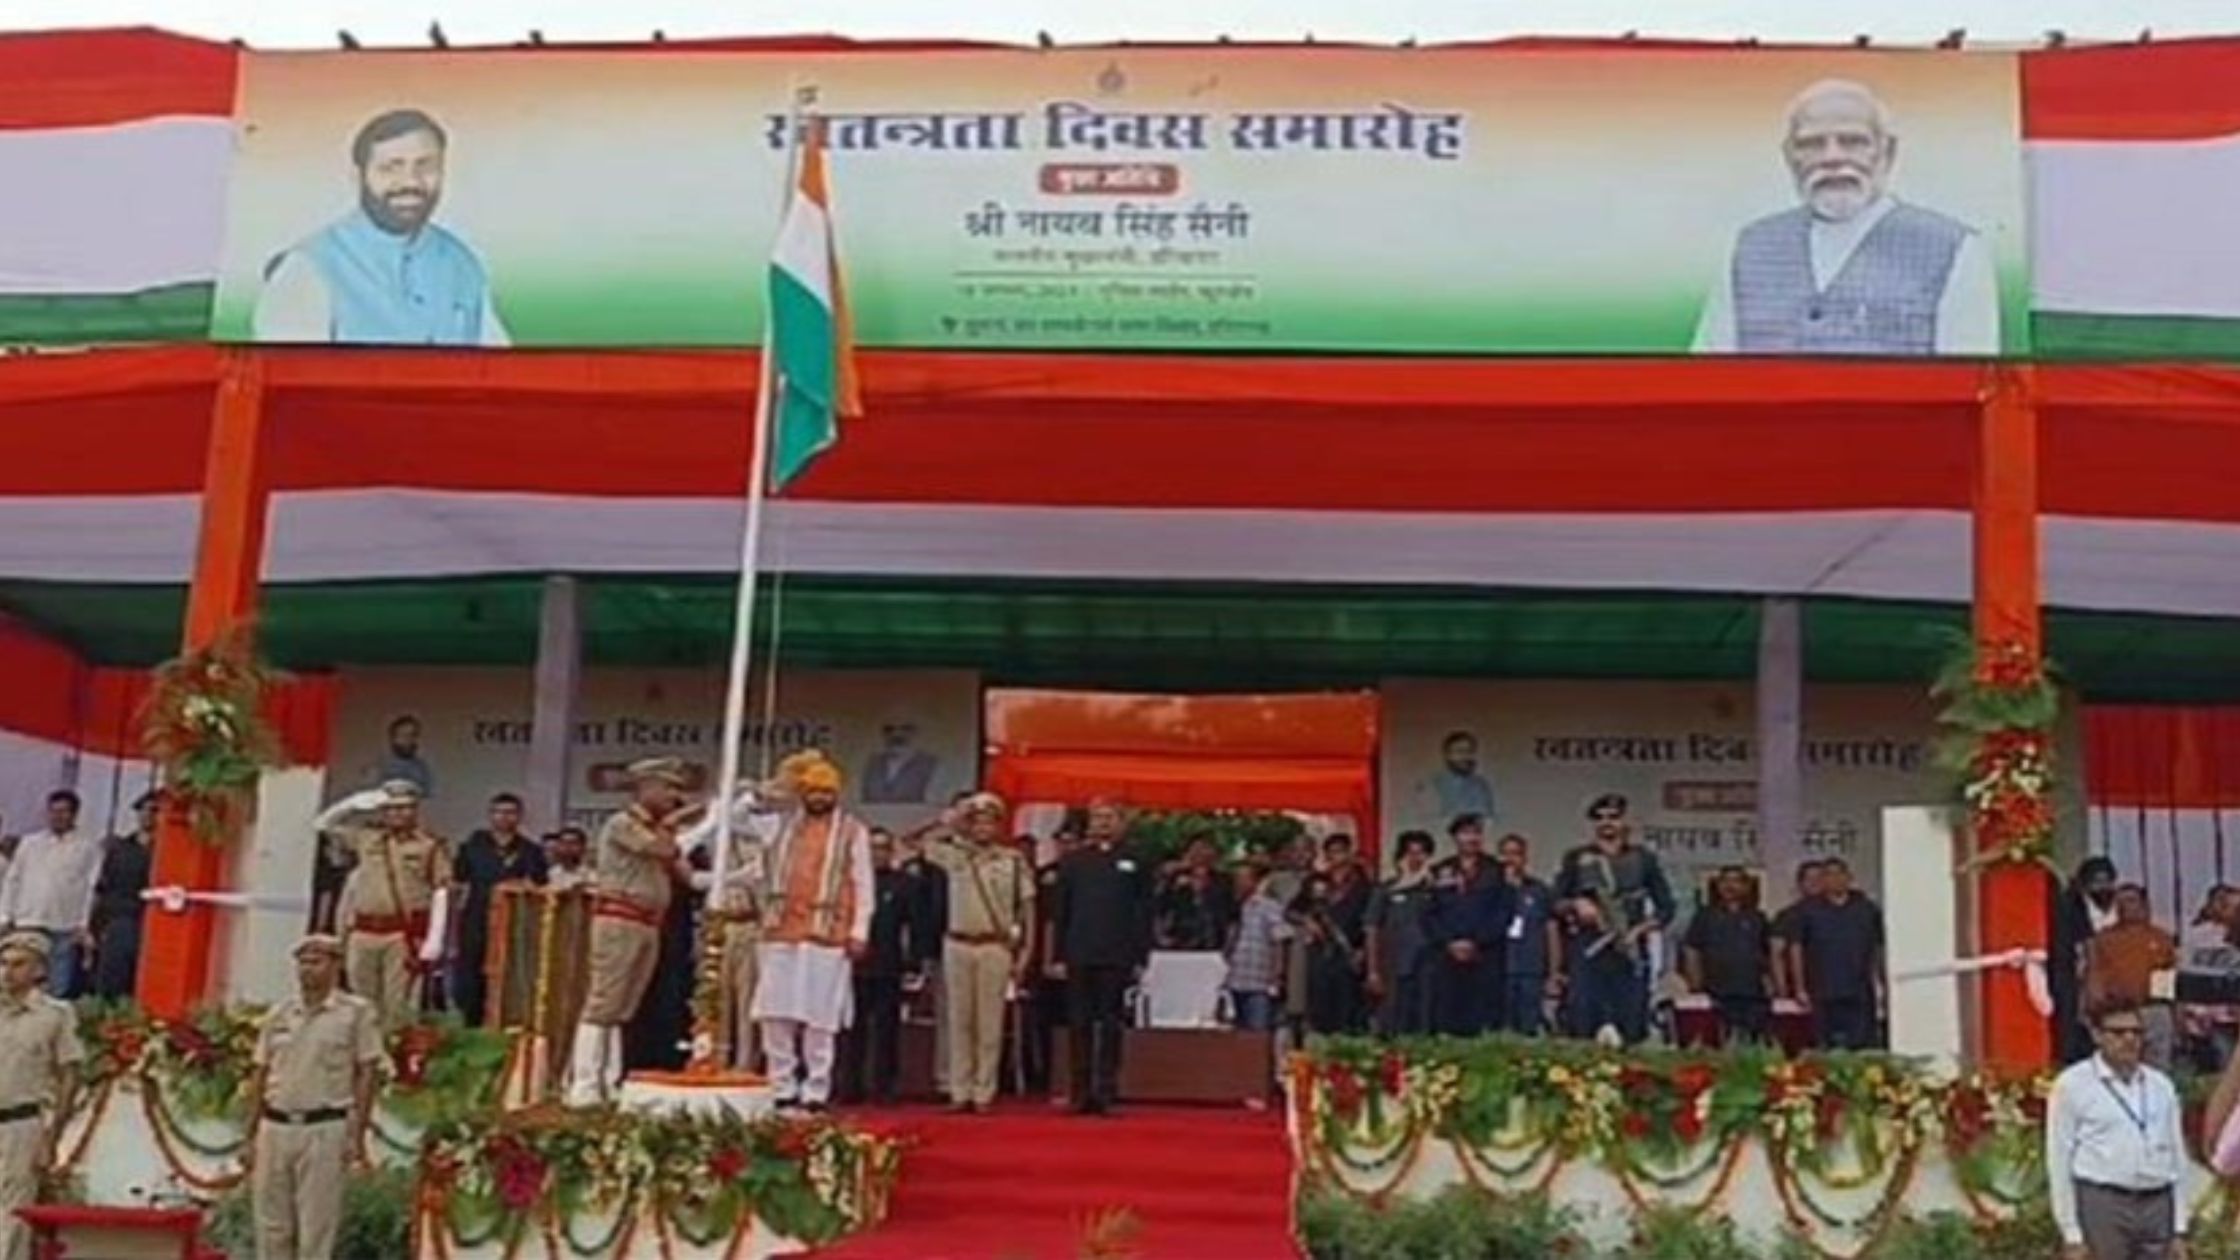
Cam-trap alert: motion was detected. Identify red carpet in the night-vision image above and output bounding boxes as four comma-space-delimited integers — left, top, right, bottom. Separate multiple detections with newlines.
813, 1102, 1298, 1260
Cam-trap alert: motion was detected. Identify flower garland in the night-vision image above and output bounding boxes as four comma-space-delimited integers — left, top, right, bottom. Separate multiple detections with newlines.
138, 626, 287, 845
1941, 1069, 2051, 1218
1299, 1037, 2062, 1248
418, 1106, 900, 1253
1931, 634, 2061, 869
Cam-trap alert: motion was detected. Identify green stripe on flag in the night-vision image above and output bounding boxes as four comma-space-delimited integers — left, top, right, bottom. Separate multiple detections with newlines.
2032, 312, 2240, 360
769, 266, 837, 489
0, 281, 213, 345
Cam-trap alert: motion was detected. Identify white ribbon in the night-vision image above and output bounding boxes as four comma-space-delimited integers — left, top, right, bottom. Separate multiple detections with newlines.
1891, 947, 2053, 1017
141, 886, 314, 915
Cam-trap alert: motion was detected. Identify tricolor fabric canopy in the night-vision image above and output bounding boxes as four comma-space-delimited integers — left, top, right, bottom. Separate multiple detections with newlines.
5, 349, 2240, 617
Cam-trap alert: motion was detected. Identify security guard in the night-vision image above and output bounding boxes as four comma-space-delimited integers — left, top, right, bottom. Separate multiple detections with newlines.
317, 779, 451, 1029
1050, 798, 1152, 1116
910, 793, 1035, 1113
250, 934, 382, 1260
568, 757, 686, 1105
0, 931, 80, 1260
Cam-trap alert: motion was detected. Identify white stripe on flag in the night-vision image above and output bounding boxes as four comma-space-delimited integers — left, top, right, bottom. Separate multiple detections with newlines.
2031, 133, 2240, 317
0, 117, 231, 295
770, 193, 832, 309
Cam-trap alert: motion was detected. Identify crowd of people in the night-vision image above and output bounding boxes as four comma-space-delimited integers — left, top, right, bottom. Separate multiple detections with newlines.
1213, 798, 1890, 1054
2050, 854, 2240, 1076
0, 789, 159, 1002
287, 754, 1164, 1122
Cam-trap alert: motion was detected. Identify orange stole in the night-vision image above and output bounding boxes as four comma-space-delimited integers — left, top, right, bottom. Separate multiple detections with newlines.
769, 815, 859, 947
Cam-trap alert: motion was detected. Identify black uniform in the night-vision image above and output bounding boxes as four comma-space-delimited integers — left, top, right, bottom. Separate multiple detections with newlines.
841, 866, 919, 1104
451, 830, 549, 1027
91, 830, 154, 999
1053, 841, 1153, 1113
1422, 857, 1511, 1035
1028, 858, 1068, 1091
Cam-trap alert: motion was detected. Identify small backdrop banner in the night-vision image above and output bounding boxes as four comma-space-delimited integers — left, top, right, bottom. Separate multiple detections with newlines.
210, 46, 2029, 356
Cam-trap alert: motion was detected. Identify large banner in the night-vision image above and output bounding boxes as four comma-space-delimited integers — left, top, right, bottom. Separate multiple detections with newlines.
328, 666, 981, 836
212, 48, 2027, 356
1378, 679, 1952, 904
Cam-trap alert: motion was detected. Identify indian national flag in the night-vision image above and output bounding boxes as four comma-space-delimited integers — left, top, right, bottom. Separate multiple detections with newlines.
2028, 41, 2240, 358
0, 31, 234, 345
766, 119, 863, 490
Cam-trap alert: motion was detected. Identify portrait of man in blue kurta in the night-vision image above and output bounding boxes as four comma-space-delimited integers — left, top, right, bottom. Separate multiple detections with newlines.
253, 108, 512, 346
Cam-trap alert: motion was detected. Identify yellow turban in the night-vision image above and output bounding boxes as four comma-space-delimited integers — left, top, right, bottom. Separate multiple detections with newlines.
786, 751, 843, 793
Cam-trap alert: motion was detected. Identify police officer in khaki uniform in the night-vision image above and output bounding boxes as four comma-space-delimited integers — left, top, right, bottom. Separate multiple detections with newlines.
316, 779, 451, 1029
567, 757, 687, 1105
682, 788, 767, 1072
0, 931, 81, 1260
909, 792, 1035, 1113
249, 934, 382, 1260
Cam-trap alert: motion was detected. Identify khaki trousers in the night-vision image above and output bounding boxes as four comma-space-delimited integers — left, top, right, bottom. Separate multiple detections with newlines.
722, 923, 761, 1070
582, 917, 659, 1025
254, 1119, 349, 1260
0, 1116, 41, 1260
942, 940, 1012, 1106
346, 931, 413, 1030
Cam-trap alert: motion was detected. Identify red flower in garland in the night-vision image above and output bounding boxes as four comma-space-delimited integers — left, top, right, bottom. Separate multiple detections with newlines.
1673, 1106, 1706, 1145
1945, 1088, 1990, 1150
391, 1024, 442, 1089
708, 1145, 749, 1182
1378, 1052, 1407, 1098
1620, 1111, 1654, 1140
1815, 1093, 1847, 1141
1618, 1065, 1659, 1096
1323, 1065, 1365, 1122
771, 1118, 816, 1161
164, 1019, 218, 1068
1979, 642, 2040, 689
1672, 1063, 1718, 1099
487, 1136, 549, 1212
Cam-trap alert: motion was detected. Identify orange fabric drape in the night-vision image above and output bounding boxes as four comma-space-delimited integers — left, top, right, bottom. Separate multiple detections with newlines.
986, 751, 1372, 819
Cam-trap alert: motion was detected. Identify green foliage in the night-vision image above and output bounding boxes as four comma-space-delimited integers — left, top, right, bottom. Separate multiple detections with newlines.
1122, 809, 1308, 866
1299, 1190, 2080, 1260
382, 1020, 512, 1131
202, 1165, 414, 1260
1615, 1205, 1760, 1259
1296, 1184, 1590, 1260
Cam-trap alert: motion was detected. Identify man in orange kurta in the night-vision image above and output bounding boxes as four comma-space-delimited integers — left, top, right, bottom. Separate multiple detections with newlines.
751, 754, 874, 1110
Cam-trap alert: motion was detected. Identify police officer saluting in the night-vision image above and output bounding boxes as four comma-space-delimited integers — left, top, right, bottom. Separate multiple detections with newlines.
250, 934, 383, 1260
0, 931, 81, 1260
1049, 798, 1152, 1117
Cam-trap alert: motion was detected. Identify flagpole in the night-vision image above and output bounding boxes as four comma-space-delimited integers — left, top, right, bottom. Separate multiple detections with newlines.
696, 88, 813, 1074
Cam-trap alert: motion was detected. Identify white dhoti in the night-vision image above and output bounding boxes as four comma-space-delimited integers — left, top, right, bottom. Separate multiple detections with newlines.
754, 939, 854, 1106
751, 941, 855, 1032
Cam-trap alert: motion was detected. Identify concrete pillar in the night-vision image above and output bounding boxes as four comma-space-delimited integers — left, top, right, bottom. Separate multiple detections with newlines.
1756, 596, 1806, 896
524, 575, 583, 833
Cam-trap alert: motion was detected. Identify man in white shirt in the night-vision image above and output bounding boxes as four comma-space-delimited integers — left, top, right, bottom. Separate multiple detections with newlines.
2046, 997, 2190, 1259
0, 790, 102, 998
1695, 78, 2000, 357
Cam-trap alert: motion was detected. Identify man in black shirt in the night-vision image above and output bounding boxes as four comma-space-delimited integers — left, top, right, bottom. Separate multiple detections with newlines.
1682, 866, 1774, 1044
840, 827, 918, 1105
1769, 860, 1826, 1004
91, 791, 158, 999
1154, 833, 1236, 951
1051, 798, 1152, 1116
1791, 857, 1887, 1050
1027, 819, 1082, 1095
451, 792, 548, 1027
